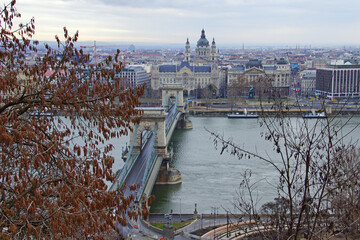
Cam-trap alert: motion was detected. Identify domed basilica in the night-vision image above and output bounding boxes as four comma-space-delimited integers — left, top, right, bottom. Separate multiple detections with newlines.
185, 29, 219, 63
151, 29, 220, 94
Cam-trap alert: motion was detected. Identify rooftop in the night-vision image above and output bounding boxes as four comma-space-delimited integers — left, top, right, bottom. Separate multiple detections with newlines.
158, 61, 212, 73
246, 59, 263, 69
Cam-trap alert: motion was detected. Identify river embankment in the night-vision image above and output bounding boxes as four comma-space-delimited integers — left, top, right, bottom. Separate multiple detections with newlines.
187, 106, 360, 117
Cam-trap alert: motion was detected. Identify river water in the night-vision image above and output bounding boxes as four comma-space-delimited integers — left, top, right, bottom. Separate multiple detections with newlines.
149, 116, 360, 214
109, 116, 360, 215
150, 116, 278, 215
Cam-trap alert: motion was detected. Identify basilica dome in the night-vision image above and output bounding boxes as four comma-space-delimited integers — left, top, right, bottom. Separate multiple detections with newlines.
197, 29, 209, 47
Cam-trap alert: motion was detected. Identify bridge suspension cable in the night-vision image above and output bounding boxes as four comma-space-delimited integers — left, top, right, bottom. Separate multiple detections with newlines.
165, 91, 180, 134
109, 124, 139, 192
163, 91, 168, 108
136, 122, 159, 201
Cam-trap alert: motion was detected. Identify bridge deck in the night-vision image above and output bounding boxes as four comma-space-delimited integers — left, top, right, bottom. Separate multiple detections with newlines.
113, 107, 184, 196
121, 132, 154, 197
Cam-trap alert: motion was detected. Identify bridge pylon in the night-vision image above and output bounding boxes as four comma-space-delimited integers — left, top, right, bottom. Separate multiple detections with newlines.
129, 107, 169, 157
160, 83, 184, 112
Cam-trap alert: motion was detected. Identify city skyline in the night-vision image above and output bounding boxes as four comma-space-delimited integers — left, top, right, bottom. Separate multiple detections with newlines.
14, 0, 360, 46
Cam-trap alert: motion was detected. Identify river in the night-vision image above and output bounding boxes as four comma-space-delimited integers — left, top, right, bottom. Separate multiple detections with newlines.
149, 116, 360, 214
108, 116, 360, 215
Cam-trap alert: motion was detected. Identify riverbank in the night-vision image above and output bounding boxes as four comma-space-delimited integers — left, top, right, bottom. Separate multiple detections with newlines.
188, 106, 360, 117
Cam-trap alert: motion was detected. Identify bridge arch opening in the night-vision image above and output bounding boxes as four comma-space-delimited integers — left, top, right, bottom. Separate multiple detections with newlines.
140, 129, 152, 149
160, 84, 184, 111
169, 95, 176, 104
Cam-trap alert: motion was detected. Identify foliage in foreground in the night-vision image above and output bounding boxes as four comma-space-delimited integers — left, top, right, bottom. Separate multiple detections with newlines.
0, 1, 144, 238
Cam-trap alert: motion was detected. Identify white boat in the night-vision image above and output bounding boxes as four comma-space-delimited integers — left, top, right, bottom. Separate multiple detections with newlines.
303, 110, 326, 119
227, 108, 259, 119
29, 110, 53, 117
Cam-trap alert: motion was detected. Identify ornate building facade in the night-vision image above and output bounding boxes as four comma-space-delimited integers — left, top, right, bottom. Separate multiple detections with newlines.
151, 29, 220, 94
227, 58, 292, 96
301, 72, 316, 97
151, 62, 219, 94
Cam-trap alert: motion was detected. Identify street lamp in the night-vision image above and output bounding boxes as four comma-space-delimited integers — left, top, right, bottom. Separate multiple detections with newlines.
164, 210, 173, 227
180, 198, 182, 222
211, 207, 217, 240
170, 209, 173, 226
226, 211, 229, 238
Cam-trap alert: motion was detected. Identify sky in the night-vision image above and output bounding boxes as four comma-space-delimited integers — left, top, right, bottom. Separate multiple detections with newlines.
12, 0, 360, 47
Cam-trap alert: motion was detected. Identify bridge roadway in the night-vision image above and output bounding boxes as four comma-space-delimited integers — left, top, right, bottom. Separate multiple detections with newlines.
130, 102, 180, 198
112, 98, 186, 238
112, 101, 180, 193
165, 101, 181, 139
121, 132, 154, 198
115, 131, 162, 238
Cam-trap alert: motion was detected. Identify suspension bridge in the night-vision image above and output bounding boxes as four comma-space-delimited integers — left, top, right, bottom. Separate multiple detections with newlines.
109, 83, 191, 206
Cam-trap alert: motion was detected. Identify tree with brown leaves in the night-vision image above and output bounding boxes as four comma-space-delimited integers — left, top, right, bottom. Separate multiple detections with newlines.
0, 1, 144, 238
227, 75, 247, 110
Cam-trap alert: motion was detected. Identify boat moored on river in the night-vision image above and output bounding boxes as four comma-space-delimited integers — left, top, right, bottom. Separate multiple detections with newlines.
227, 108, 259, 119
303, 110, 326, 119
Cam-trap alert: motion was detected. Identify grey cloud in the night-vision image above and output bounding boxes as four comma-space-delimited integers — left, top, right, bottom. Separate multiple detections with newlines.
90, 0, 226, 11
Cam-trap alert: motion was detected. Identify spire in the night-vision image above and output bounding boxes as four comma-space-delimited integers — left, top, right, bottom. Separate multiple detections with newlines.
185, 37, 191, 62
201, 29, 206, 38
212, 38, 215, 45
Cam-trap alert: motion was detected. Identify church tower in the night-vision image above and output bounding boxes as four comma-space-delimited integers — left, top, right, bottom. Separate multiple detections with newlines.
185, 38, 191, 62
211, 38, 217, 61
195, 29, 211, 62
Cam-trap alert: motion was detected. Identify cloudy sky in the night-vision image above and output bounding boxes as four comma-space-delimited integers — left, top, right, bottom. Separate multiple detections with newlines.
14, 0, 360, 46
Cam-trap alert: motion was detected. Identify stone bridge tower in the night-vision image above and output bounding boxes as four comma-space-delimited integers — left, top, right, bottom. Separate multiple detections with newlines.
129, 108, 167, 156
128, 84, 187, 158
160, 83, 184, 112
